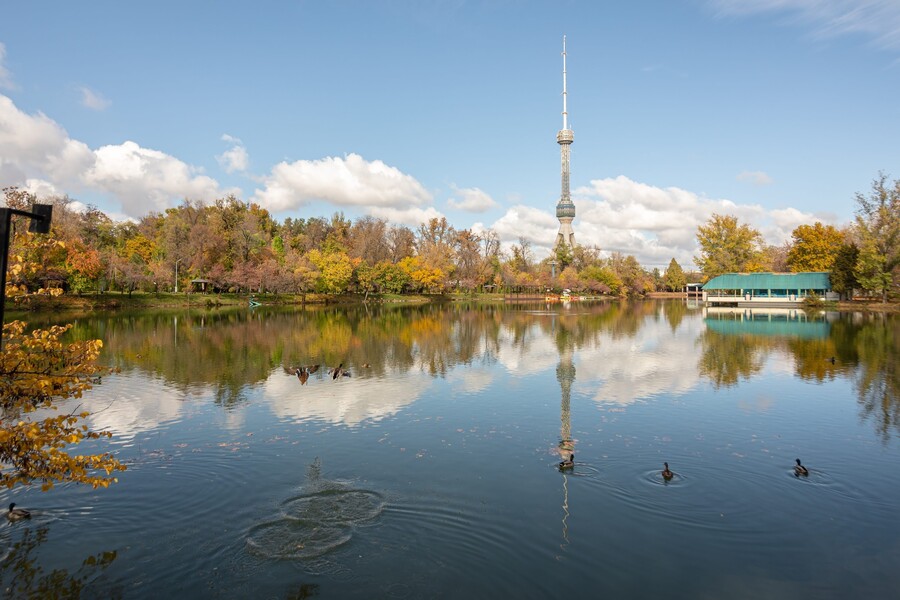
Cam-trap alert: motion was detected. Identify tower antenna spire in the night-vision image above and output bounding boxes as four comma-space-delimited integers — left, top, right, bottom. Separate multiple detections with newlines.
562, 35, 568, 130
554, 35, 576, 253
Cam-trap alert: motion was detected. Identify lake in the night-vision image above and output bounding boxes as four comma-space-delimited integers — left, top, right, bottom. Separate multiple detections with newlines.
2, 300, 898, 599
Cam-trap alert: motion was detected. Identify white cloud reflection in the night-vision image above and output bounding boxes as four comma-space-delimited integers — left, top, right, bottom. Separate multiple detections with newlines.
263, 370, 431, 426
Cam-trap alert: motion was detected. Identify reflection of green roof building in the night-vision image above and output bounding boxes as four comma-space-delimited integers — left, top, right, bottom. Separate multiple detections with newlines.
702, 272, 835, 307
704, 308, 830, 339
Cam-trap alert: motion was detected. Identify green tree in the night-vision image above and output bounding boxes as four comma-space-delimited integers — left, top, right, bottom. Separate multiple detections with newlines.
786, 222, 844, 272
694, 213, 763, 280
664, 258, 686, 291
830, 243, 859, 300
853, 173, 900, 302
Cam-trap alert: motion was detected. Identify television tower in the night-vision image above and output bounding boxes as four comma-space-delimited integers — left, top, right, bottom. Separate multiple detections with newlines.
554, 36, 576, 252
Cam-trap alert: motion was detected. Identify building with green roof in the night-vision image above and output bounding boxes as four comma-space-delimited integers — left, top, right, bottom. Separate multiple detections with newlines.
702, 272, 835, 307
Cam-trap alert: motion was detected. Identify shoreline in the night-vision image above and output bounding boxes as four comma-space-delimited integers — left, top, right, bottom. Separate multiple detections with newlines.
5, 292, 898, 313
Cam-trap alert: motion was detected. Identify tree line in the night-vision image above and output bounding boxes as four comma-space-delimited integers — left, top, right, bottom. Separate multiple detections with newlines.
3, 171, 898, 300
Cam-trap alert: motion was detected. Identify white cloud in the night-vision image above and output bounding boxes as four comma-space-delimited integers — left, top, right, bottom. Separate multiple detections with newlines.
490, 204, 558, 253
447, 184, 498, 212
0, 94, 233, 217
0, 43, 15, 90
23, 178, 61, 198
368, 205, 445, 227
84, 141, 228, 214
217, 134, 249, 173
707, 0, 900, 51
484, 175, 829, 269
736, 170, 773, 186
78, 86, 111, 111
253, 153, 432, 213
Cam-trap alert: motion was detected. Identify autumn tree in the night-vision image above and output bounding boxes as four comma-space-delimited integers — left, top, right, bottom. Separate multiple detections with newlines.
664, 258, 686, 291
786, 222, 844, 272
694, 213, 764, 279
853, 173, 900, 302
1, 236, 125, 490
387, 225, 416, 263
453, 229, 483, 291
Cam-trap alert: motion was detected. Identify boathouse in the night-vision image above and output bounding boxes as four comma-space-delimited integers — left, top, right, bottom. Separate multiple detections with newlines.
702, 272, 836, 307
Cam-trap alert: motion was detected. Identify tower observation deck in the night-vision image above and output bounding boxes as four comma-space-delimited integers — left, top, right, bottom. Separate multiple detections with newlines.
554, 36, 576, 252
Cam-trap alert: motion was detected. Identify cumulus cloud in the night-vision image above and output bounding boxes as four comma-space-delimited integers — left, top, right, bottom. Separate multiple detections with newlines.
78, 86, 111, 111
22, 178, 62, 198
0, 93, 233, 217
447, 184, 498, 212
483, 175, 828, 269
707, 0, 900, 51
490, 204, 558, 251
253, 153, 432, 213
368, 205, 445, 227
217, 134, 249, 173
84, 141, 228, 213
736, 170, 773, 186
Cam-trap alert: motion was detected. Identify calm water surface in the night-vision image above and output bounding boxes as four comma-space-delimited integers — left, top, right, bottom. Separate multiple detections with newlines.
2, 301, 899, 599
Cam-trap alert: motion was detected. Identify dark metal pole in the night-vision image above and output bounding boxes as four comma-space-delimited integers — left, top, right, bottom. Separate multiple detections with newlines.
0, 204, 53, 351
0, 209, 12, 351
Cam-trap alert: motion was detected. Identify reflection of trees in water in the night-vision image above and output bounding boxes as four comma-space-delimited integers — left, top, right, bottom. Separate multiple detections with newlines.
696, 329, 769, 388
698, 310, 900, 441
0, 526, 119, 599
662, 300, 689, 333
59, 303, 644, 394
853, 314, 900, 442
52, 304, 898, 439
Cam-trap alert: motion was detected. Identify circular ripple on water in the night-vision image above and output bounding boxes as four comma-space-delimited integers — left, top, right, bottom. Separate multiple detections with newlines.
246, 519, 352, 560
281, 490, 384, 525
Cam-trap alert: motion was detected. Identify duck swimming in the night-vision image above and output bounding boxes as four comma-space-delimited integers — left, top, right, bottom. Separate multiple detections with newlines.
794, 458, 809, 476
662, 462, 674, 480
558, 453, 574, 470
7, 503, 30, 522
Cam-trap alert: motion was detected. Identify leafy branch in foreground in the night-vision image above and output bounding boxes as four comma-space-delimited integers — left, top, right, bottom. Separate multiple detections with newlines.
0, 321, 125, 491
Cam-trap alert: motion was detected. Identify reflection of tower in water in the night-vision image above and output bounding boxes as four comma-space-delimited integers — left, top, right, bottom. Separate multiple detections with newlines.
557, 341, 576, 548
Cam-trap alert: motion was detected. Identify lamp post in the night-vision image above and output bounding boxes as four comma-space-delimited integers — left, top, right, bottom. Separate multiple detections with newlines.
0, 204, 53, 350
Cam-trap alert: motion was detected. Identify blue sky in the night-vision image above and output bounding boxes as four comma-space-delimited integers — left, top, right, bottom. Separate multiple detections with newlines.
1, 0, 899, 268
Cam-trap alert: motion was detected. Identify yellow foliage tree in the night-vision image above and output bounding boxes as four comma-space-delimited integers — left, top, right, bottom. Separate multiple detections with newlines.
0, 321, 125, 490
2, 232, 125, 491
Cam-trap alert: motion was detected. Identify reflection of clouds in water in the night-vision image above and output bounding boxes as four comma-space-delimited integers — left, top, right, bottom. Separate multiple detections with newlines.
495, 327, 558, 376
577, 317, 704, 405
445, 368, 493, 394
491, 312, 704, 406
766, 350, 797, 375
69, 373, 187, 439
264, 372, 431, 426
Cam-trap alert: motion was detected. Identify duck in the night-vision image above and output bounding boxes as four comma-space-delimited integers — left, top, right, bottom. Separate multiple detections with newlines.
295, 367, 309, 385
7, 503, 31, 522
558, 453, 574, 470
90, 375, 102, 385
794, 458, 809, 476
331, 364, 351, 380
662, 462, 674, 480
